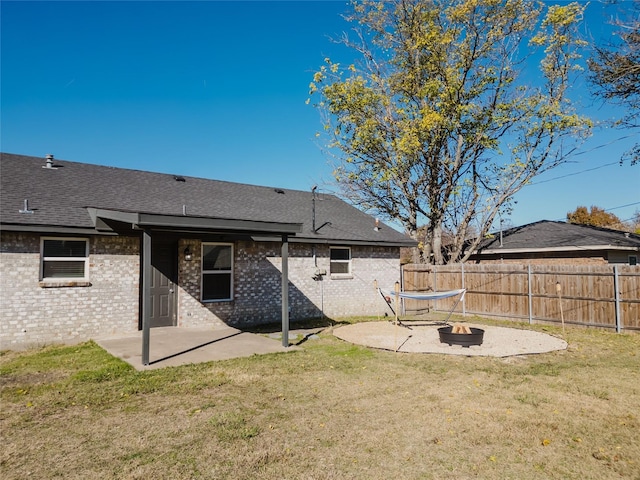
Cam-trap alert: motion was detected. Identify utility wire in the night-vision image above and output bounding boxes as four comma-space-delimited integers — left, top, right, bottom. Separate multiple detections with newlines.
553, 202, 640, 222
528, 133, 638, 186
530, 160, 620, 185
605, 201, 640, 212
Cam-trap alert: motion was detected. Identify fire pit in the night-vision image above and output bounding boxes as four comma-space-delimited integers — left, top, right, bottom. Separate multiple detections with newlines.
438, 325, 484, 347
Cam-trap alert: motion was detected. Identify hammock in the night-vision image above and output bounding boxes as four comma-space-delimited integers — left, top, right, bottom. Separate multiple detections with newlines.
380, 288, 466, 302
377, 287, 466, 324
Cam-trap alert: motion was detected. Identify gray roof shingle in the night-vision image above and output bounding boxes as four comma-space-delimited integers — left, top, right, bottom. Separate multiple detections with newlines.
1, 153, 415, 246
476, 220, 640, 251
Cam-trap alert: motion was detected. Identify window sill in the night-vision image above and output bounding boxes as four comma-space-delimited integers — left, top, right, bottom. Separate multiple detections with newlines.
39, 280, 92, 288
330, 274, 353, 280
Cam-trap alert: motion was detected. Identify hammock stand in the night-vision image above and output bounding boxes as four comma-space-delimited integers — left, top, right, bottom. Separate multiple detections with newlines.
377, 287, 466, 327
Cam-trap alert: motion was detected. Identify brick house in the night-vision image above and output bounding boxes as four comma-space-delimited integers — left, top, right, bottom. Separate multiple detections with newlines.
467, 220, 640, 265
1, 153, 415, 352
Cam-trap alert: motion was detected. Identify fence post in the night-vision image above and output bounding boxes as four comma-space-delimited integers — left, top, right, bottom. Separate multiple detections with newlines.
614, 265, 622, 333
433, 266, 438, 313
433, 265, 437, 292
528, 264, 533, 325
461, 262, 466, 316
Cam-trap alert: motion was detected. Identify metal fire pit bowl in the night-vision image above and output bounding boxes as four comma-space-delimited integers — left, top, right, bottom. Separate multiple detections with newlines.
438, 326, 485, 347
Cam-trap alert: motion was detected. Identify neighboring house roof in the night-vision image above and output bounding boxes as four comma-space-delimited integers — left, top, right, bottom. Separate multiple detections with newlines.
470, 220, 640, 255
1, 153, 415, 247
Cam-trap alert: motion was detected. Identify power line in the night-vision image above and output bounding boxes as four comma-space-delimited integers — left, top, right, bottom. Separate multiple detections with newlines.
554, 202, 640, 222
607, 203, 640, 224
571, 202, 640, 216
528, 133, 638, 186
530, 160, 620, 185
605, 201, 640, 212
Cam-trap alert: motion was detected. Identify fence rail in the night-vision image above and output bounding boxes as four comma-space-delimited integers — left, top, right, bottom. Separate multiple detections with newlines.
401, 263, 640, 332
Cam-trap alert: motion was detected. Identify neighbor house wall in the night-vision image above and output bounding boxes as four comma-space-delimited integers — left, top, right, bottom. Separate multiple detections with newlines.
0, 232, 140, 349
469, 251, 609, 265
177, 240, 401, 327
470, 250, 640, 265
607, 250, 640, 264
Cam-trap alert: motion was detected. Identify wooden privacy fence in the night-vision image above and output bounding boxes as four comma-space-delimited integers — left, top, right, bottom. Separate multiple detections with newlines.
401, 264, 640, 332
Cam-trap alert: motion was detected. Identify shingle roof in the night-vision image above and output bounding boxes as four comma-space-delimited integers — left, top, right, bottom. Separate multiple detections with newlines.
475, 220, 640, 252
1, 153, 415, 246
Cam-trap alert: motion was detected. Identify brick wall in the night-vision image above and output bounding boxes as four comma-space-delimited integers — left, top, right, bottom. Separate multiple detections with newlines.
178, 240, 402, 327
1, 232, 140, 349
1, 232, 402, 348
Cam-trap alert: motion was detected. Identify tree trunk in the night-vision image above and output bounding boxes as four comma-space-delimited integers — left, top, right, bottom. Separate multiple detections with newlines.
406, 210, 423, 263
432, 222, 444, 265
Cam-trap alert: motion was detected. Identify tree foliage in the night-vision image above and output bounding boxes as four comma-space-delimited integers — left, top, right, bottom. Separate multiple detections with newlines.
566, 205, 623, 228
310, 0, 592, 264
588, 0, 640, 165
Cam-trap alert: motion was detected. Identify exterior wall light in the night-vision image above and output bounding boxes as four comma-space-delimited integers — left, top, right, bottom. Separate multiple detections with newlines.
184, 246, 193, 261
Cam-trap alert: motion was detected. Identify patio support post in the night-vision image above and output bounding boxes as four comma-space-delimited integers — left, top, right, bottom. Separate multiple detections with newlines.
142, 230, 152, 365
281, 234, 289, 347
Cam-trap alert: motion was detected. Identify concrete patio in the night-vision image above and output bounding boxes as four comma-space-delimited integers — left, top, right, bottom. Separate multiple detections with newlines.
95, 326, 317, 370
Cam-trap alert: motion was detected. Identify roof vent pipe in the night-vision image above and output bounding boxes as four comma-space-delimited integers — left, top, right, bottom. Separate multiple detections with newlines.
45, 154, 54, 168
19, 199, 34, 214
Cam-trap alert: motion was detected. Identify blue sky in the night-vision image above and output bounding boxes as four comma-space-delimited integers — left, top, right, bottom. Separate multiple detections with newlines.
1, 0, 638, 230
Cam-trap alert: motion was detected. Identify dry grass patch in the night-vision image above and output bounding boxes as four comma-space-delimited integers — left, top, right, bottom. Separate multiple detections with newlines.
1, 323, 639, 479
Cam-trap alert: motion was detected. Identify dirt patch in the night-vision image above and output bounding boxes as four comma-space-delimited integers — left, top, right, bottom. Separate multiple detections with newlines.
333, 321, 568, 357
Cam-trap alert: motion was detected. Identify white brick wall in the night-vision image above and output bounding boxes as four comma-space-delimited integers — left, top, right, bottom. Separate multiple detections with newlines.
1, 232, 402, 348
177, 240, 401, 326
1, 232, 139, 349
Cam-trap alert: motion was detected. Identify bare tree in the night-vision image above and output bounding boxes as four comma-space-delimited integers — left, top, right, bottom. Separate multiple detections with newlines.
589, 0, 640, 165
311, 0, 592, 264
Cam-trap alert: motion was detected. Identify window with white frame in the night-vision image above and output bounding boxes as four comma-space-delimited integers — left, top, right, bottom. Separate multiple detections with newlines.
201, 243, 233, 301
40, 237, 89, 280
330, 246, 351, 275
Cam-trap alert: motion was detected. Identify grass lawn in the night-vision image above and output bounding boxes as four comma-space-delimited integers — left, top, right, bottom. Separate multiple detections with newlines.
1, 318, 639, 479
